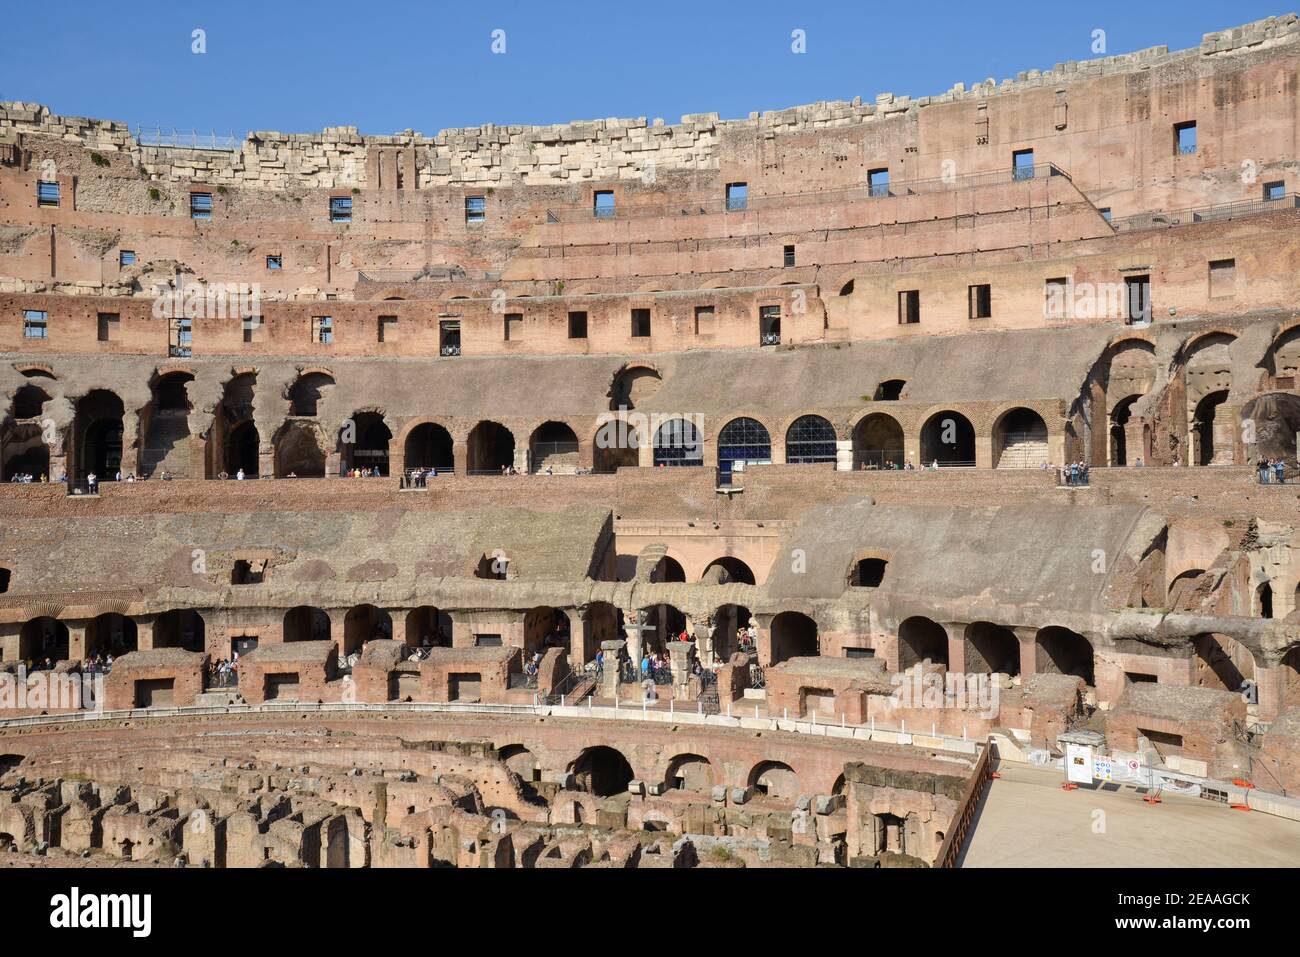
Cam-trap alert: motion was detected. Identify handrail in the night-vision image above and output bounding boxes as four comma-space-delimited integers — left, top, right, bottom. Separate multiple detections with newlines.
935, 736, 996, 868
1112, 192, 1300, 232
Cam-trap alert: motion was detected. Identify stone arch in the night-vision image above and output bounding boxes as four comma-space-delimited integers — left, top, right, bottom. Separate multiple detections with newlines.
652, 555, 686, 583
992, 407, 1048, 469
18, 616, 68, 662
571, 746, 634, 797
747, 760, 798, 800
155, 609, 205, 652
208, 371, 258, 478
716, 416, 772, 479
405, 606, 451, 648
72, 389, 125, 485
784, 414, 837, 464
284, 606, 331, 643
467, 421, 516, 473
524, 605, 571, 655
1264, 322, 1300, 384
701, 557, 755, 586
652, 417, 702, 467
498, 744, 540, 784
1036, 626, 1094, 685
592, 416, 639, 473
608, 363, 662, 411
140, 371, 195, 479
919, 410, 975, 466
898, 616, 949, 670
529, 421, 580, 473
964, 621, 1019, 676
343, 604, 392, 655
712, 603, 752, 660
872, 379, 907, 401
665, 753, 714, 792
287, 371, 335, 417
770, 611, 818, 665
340, 411, 391, 476
852, 411, 904, 469
273, 420, 326, 477
87, 613, 138, 657
402, 421, 454, 474
10, 383, 50, 420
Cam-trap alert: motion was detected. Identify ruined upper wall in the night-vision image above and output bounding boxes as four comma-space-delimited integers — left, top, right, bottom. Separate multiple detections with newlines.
2, 14, 1296, 190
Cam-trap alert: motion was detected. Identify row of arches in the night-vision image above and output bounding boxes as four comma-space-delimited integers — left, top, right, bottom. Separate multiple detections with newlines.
563, 745, 806, 800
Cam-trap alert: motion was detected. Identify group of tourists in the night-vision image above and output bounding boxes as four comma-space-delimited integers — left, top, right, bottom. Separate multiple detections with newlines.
1061, 461, 1091, 486
402, 467, 440, 488
345, 466, 383, 478
1257, 457, 1289, 484
6, 471, 45, 483
205, 656, 239, 687
83, 652, 115, 674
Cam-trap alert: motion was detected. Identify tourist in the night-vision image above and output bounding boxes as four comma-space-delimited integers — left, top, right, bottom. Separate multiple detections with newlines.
1257, 457, 1269, 484
236, 468, 246, 481
1274, 458, 1286, 485
87, 472, 97, 494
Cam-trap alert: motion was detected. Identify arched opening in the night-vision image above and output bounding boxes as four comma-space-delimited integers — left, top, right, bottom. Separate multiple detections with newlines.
1257, 582, 1274, 620
274, 421, 326, 477
583, 602, 623, 663
839, 280, 855, 296
873, 379, 906, 401
964, 621, 1019, 676
651, 555, 686, 583
1193, 633, 1254, 693
343, 604, 392, 655
770, 611, 818, 665
642, 603, 687, 650
993, 408, 1048, 469
499, 744, 540, 784
1109, 395, 1140, 467
666, 754, 714, 792
712, 604, 752, 661
1168, 568, 1207, 610
154, 610, 205, 652
1193, 390, 1230, 466
853, 413, 904, 469
73, 390, 125, 484
11, 384, 50, 420
592, 419, 639, 473
898, 616, 949, 670
1, 429, 49, 481
785, 415, 837, 464
19, 617, 69, 663
716, 417, 771, 483
748, 760, 798, 800
1036, 626, 1094, 685
340, 412, 391, 476
86, 613, 138, 657
288, 372, 334, 417
404, 606, 452, 648
529, 421, 579, 474
403, 422, 454, 475
849, 557, 887, 588
225, 421, 260, 477
209, 372, 257, 479
284, 606, 331, 643
920, 411, 975, 467
525, 605, 572, 655
140, 372, 191, 477
652, 418, 703, 467
467, 421, 516, 474
609, 366, 661, 411
571, 746, 634, 797
701, 557, 756, 586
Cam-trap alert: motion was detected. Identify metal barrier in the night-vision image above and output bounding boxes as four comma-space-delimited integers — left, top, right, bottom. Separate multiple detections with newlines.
935, 737, 996, 868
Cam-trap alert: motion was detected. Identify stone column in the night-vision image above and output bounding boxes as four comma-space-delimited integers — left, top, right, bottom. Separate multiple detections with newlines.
835, 439, 853, 472
136, 616, 156, 652
1124, 417, 1148, 466
667, 640, 696, 701
1215, 404, 1241, 465
67, 622, 87, 662
975, 434, 994, 469
513, 444, 529, 475
624, 609, 647, 675
453, 441, 469, 477
1014, 627, 1037, 679
1256, 663, 1284, 722
690, 614, 716, 666
597, 639, 624, 698
944, 624, 966, 675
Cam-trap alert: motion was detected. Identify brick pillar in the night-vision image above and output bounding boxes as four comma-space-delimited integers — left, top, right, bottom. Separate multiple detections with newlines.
597, 639, 624, 698
835, 439, 853, 472
1256, 664, 1284, 722
754, 613, 774, 667
1015, 627, 1037, 678
1124, 417, 1148, 466
136, 616, 156, 652
1216, 403, 1241, 465
975, 434, 994, 469
453, 441, 468, 477
67, 622, 87, 662
944, 624, 966, 675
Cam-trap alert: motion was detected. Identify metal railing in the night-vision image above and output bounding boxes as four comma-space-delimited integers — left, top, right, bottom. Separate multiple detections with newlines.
935, 737, 995, 868
135, 127, 240, 152
852, 449, 907, 470
1112, 192, 1300, 232
439, 343, 462, 357
542, 163, 1069, 223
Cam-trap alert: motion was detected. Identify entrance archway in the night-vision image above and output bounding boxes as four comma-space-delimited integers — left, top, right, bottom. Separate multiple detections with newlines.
920, 411, 975, 467
74, 390, 125, 484
701, 557, 755, 585
992, 408, 1048, 469
155, 610, 205, 652
87, 613, 138, 657
467, 421, 515, 474
225, 421, 260, 477
853, 413, 904, 469
964, 621, 1018, 675
1036, 626, 1094, 685
652, 418, 703, 467
19, 617, 69, 662
572, 746, 634, 796
529, 421, 579, 473
748, 760, 798, 799
770, 611, 818, 665
341, 412, 391, 476
405, 606, 452, 648
403, 422, 454, 474
898, 616, 949, 670
1193, 390, 1230, 466
343, 604, 392, 655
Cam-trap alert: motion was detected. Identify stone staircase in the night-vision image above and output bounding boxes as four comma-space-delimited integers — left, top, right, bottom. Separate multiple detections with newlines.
141, 409, 192, 478
997, 438, 1049, 469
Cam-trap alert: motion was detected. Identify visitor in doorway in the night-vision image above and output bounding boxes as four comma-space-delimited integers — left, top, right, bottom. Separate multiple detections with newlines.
115, 470, 122, 482
594, 649, 604, 678
1134, 457, 1144, 468
1275, 458, 1287, 484
87, 472, 97, 494
931, 459, 940, 470
236, 468, 245, 481
1257, 457, 1269, 484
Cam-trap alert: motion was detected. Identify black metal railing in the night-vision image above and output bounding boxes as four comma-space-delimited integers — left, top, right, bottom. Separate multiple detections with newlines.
1112, 192, 1300, 232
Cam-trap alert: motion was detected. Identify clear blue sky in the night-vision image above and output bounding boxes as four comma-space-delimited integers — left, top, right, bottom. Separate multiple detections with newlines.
1, 1, 1289, 135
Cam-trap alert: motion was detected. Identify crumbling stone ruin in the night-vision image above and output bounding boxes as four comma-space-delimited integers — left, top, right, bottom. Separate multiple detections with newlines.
0, 14, 1299, 868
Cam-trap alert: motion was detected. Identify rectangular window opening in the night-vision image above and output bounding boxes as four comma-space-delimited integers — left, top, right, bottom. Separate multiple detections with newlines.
329, 196, 353, 223
465, 196, 486, 223
897, 290, 920, 325
313, 315, 333, 344
22, 310, 48, 339
726, 182, 748, 211
189, 192, 213, 220
1012, 149, 1035, 181
968, 283, 992, 320
97, 312, 119, 342
1125, 275, 1151, 325
1174, 121, 1197, 156
593, 190, 615, 220
868, 168, 890, 198
37, 180, 60, 207
378, 315, 397, 343
568, 311, 588, 339
631, 308, 651, 338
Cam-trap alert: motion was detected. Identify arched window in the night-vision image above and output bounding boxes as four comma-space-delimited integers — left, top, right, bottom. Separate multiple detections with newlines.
716, 417, 771, 482
653, 419, 702, 467
785, 415, 837, 464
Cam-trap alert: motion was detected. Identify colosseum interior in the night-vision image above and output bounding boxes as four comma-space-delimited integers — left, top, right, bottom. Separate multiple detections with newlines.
2, 12, 1300, 878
